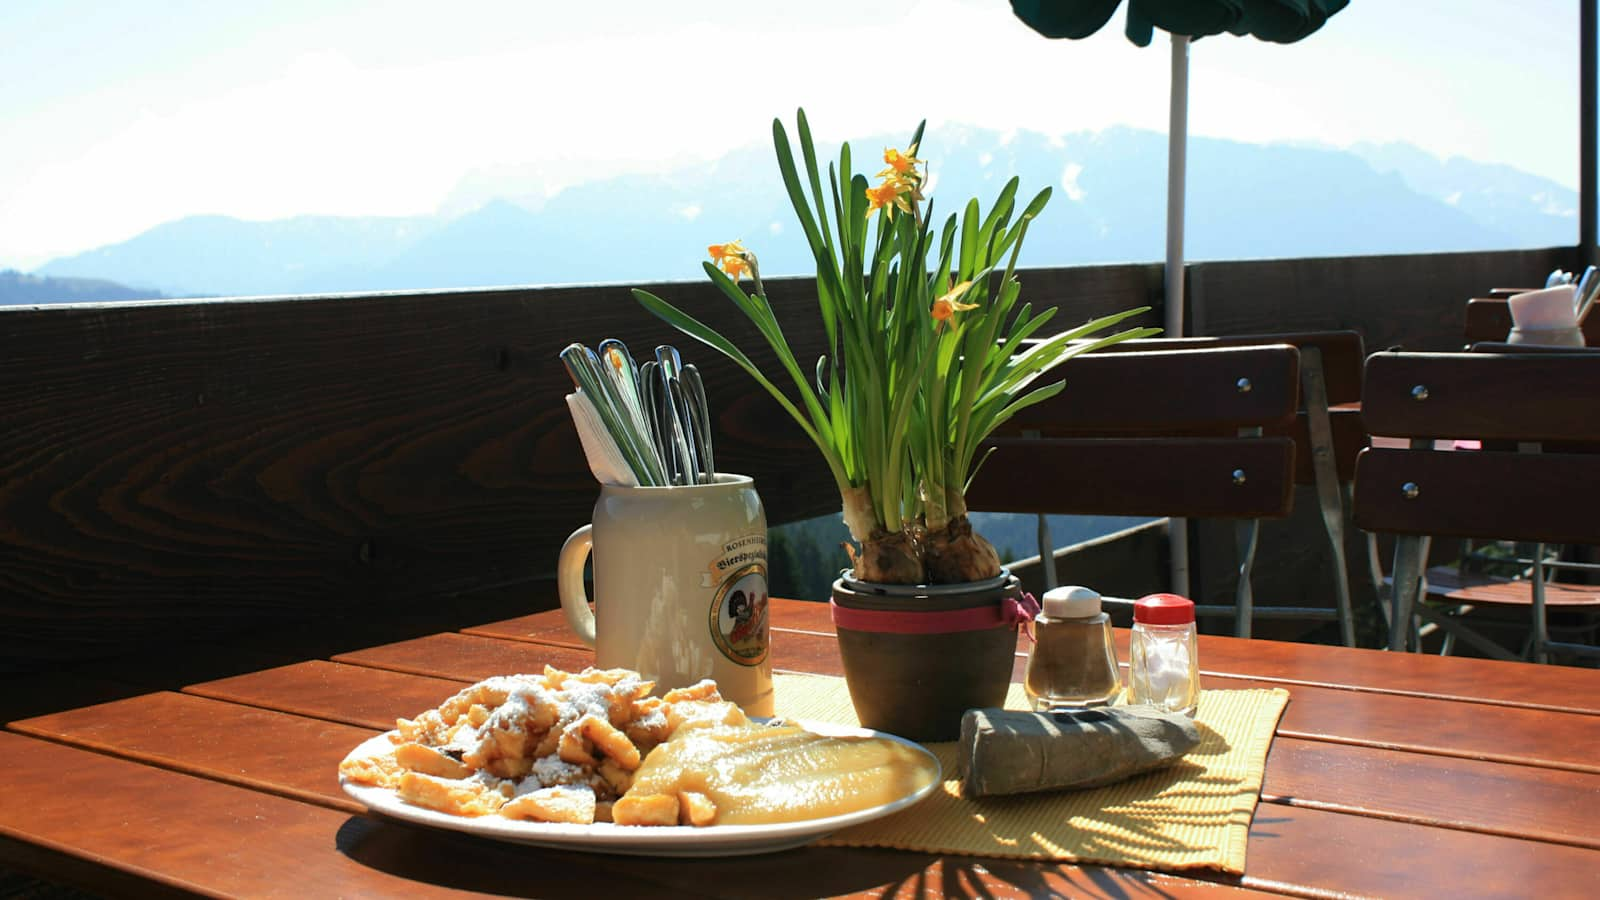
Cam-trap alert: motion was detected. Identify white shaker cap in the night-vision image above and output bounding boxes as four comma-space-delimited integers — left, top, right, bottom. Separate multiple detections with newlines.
1042, 585, 1101, 618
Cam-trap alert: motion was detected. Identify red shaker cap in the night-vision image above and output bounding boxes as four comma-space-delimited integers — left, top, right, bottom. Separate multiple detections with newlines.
1134, 593, 1195, 625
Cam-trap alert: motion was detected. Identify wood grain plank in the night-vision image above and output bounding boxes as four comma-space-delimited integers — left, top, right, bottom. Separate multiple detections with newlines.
185, 658, 1600, 851
462, 611, 592, 648
186, 660, 473, 730
332, 631, 598, 681
1241, 804, 1600, 900
0, 732, 704, 899
1245, 677, 1600, 774
0, 732, 1261, 899
9, 691, 373, 812
1261, 737, 1600, 850
337, 628, 1600, 773
16, 712, 1600, 899
335, 629, 854, 683
481, 603, 1600, 716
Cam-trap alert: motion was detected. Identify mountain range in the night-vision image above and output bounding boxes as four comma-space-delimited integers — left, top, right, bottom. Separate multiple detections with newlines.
15, 125, 1578, 303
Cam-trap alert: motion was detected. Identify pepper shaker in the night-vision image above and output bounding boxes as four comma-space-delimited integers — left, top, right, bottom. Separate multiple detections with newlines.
1023, 585, 1121, 711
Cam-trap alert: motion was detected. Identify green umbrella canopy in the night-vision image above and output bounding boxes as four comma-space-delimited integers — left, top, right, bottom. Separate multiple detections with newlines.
1011, 0, 1348, 47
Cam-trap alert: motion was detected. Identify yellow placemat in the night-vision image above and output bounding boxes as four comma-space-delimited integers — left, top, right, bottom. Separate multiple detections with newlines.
773, 674, 1289, 874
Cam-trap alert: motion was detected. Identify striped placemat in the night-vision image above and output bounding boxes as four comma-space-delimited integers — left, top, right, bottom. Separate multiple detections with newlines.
773, 673, 1288, 874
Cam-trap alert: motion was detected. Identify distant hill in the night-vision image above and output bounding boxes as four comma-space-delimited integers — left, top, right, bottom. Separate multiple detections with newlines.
0, 269, 162, 306
1347, 140, 1577, 243
31, 127, 1577, 299
37, 214, 441, 298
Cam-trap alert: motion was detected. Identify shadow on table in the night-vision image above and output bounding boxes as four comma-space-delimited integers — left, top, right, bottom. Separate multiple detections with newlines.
335, 815, 934, 898
335, 815, 1223, 898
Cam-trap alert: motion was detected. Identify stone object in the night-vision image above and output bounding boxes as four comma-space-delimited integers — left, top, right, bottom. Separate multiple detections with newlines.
957, 706, 1202, 799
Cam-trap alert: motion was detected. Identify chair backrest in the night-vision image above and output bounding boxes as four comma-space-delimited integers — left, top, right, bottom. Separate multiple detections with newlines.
965, 344, 1300, 520
1354, 351, 1600, 545
1089, 331, 1367, 484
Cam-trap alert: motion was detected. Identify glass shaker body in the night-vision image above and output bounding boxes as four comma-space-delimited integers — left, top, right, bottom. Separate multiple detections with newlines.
1024, 586, 1122, 711
1128, 594, 1199, 716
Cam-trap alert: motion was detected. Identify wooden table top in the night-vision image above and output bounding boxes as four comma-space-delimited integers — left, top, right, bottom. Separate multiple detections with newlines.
4, 597, 1599, 898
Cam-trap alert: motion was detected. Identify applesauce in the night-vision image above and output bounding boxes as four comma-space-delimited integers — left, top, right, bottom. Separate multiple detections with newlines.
619, 722, 938, 825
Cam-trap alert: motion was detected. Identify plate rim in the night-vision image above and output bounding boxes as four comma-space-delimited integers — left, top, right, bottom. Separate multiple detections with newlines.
338, 719, 941, 856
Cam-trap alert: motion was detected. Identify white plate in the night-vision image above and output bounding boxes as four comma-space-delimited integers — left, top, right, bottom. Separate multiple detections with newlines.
339, 721, 941, 857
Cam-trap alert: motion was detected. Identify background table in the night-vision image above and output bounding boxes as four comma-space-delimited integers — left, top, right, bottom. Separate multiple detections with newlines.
4, 598, 1599, 898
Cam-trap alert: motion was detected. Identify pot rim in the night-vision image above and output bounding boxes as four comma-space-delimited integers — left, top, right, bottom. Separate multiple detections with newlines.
836, 567, 1013, 597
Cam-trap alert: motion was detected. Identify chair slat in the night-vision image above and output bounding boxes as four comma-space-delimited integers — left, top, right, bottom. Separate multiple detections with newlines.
1362, 352, 1600, 442
1094, 331, 1366, 404
997, 345, 1300, 435
1353, 447, 1600, 546
967, 436, 1295, 519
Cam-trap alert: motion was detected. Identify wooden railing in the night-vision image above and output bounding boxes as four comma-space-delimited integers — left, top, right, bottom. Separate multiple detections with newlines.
0, 246, 1578, 669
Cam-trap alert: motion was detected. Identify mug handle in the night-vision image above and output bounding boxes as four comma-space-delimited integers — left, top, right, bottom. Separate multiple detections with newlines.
557, 524, 598, 647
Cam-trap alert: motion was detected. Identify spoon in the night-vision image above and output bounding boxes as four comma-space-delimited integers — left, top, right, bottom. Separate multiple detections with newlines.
683, 364, 715, 482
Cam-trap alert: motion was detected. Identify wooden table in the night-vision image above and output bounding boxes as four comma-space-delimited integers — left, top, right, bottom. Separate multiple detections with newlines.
4, 598, 1599, 898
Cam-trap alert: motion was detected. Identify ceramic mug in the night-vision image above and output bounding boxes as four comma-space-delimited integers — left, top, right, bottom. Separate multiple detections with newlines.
557, 474, 773, 716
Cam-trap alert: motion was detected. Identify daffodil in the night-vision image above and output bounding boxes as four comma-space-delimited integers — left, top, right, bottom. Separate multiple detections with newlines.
877, 146, 923, 180
930, 280, 978, 321
865, 181, 906, 219
636, 111, 1154, 585
708, 240, 750, 279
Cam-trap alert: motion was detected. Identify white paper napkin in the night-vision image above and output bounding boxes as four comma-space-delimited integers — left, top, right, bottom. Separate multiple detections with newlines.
1509, 285, 1578, 330
566, 390, 638, 486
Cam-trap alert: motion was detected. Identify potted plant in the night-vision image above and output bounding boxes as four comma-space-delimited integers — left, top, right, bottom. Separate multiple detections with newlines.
634, 111, 1152, 739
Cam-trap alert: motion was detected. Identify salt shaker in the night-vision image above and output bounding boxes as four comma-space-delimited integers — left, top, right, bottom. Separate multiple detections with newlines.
1129, 593, 1199, 717
1023, 585, 1121, 711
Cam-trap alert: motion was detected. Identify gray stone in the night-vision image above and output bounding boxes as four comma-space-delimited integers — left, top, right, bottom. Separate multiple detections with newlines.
957, 706, 1202, 798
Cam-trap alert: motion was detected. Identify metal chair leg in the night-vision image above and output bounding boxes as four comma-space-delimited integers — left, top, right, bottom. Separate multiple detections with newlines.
1531, 542, 1550, 664
1235, 518, 1261, 639
1390, 534, 1427, 652
1299, 348, 1357, 647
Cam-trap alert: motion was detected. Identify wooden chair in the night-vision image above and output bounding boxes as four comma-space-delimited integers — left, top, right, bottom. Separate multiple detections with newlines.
1089, 332, 1367, 645
965, 344, 1300, 637
1353, 350, 1600, 663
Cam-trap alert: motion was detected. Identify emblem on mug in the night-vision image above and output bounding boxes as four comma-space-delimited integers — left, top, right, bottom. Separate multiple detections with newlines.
707, 534, 769, 666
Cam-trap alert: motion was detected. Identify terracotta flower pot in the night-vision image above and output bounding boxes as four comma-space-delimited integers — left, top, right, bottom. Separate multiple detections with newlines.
829, 569, 1030, 742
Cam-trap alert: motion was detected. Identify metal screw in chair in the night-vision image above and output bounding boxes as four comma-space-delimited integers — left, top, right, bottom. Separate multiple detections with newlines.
1402, 482, 1419, 500
1232, 468, 1247, 485
1236, 377, 1252, 393
1411, 385, 1429, 401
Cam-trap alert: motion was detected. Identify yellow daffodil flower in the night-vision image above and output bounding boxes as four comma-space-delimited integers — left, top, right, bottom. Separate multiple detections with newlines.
877, 146, 924, 180
865, 181, 903, 218
708, 240, 750, 279
930, 280, 978, 321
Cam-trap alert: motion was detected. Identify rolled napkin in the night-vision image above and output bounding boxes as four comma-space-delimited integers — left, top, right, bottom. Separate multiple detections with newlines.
958, 706, 1201, 799
1508, 285, 1584, 346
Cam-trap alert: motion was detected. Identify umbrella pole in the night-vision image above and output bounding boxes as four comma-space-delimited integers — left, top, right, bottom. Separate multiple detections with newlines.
1165, 33, 1189, 338
1167, 32, 1192, 597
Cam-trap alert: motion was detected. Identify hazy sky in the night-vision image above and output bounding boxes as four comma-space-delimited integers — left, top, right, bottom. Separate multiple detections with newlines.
0, 0, 1582, 269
